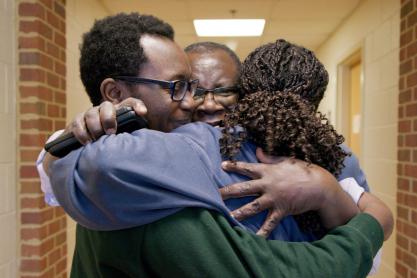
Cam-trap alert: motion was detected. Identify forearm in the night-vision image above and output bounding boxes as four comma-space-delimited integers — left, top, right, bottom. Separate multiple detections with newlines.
49, 133, 180, 229
358, 192, 393, 240
49, 127, 230, 230
318, 190, 360, 230
146, 208, 383, 277
338, 177, 393, 241
311, 167, 360, 229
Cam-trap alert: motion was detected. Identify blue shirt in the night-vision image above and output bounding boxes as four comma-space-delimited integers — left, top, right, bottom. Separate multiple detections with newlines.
50, 122, 368, 241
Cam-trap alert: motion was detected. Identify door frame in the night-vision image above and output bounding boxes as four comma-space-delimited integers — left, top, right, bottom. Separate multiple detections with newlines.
336, 49, 364, 160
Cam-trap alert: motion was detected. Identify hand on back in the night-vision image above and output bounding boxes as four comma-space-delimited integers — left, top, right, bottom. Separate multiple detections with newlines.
220, 148, 358, 237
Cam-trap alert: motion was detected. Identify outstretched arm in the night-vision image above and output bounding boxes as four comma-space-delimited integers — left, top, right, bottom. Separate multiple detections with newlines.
48, 123, 232, 230
74, 173, 389, 277
143, 208, 383, 278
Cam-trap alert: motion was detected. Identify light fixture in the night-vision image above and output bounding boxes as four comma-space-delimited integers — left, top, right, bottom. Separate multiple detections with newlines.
193, 19, 265, 37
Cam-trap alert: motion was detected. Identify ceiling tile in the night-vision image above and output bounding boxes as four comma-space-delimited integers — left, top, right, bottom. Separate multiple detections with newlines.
171, 21, 196, 35
102, 0, 189, 20
271, 0, 360, 20
99, 0, 364, 53
188, 0, 274, 19
176, 35, 199, 49
264, 19, 339, 35
261, 33, 329, 50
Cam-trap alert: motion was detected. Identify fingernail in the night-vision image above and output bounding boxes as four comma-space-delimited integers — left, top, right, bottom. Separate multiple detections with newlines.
231, 210, 241, 219
106, 128, 116, 135
221, 161, 230, 169
231, 213, 239, 220
136, 104, 147, 114
258, 232, 267, 238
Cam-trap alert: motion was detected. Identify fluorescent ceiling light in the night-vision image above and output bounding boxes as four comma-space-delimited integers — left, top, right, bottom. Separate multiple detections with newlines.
194, 19, 265, 37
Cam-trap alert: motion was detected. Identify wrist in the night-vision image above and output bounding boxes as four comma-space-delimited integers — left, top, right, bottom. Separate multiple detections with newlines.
311, 166, 339, 212
315, 169, 360, 229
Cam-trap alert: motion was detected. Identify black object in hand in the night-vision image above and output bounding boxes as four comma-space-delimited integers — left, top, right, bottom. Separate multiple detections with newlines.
44, 107, 148, 158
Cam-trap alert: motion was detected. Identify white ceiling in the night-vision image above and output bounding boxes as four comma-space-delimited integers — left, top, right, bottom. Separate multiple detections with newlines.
100, 0, 362, 59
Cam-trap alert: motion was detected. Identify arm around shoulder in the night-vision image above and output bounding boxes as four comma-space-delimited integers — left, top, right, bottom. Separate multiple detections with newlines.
49, 129, 226, 231
144, 208, 383, 278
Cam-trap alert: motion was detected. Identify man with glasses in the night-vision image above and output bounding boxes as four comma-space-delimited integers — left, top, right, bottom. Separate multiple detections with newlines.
186, 42, 241, 126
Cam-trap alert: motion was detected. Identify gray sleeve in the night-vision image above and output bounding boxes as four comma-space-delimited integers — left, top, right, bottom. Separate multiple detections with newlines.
49, 124, 228, 230
338, 144, 370, 192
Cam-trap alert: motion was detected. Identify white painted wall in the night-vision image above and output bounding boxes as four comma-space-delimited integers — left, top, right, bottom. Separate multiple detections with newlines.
66, 0, 109, 274
316, 0, 399, 276
0, 0, 18, 277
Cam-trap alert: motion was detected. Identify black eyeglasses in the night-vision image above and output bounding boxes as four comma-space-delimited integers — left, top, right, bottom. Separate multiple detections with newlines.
193, 86, 239, 105
113, 76, 199, 101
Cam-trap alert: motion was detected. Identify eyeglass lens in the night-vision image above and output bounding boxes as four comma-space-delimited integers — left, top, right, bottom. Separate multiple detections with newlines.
172, 80, 198, 101
193, 88, 238, 105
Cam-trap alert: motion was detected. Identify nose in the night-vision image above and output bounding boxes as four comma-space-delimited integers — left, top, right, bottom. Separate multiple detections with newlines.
179, 90, 195, 112
197, 93, 224, 114
193, 93, 226, 125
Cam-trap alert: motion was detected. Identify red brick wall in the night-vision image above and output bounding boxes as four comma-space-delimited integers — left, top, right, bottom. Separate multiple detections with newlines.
18, 0, 67, 277
398, 0, 417, 277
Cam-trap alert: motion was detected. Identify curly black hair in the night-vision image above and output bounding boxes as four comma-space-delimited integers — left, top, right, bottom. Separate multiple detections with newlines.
184, 41, 242, 78
220, 91, 348, 236
221, 92, 347, 176
239, 39, 328, 110
80, 13, 174, 106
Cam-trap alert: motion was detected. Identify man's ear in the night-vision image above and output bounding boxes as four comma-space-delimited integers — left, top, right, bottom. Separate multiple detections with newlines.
100, 78, 123, 103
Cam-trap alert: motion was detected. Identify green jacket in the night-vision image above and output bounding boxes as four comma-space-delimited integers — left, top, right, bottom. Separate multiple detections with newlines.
72, 209, 382, 278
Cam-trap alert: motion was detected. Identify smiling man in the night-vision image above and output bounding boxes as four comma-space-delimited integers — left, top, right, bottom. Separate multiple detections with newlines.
186, 42, 241, 126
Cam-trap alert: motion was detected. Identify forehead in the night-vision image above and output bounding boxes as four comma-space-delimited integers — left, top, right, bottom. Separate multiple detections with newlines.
187, 49, 239, 88
188, 50, 238, 75
139, 35, 191, 79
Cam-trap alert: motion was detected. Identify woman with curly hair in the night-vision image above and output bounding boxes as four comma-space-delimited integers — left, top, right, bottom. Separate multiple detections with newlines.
219, 39, 353, 235
221, 39, 346, 171
217, 40, 388, 272
221, 92, 347, 176
221, 37, 349, 191
220, 90, 348, 235
213, 40, 388, 275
